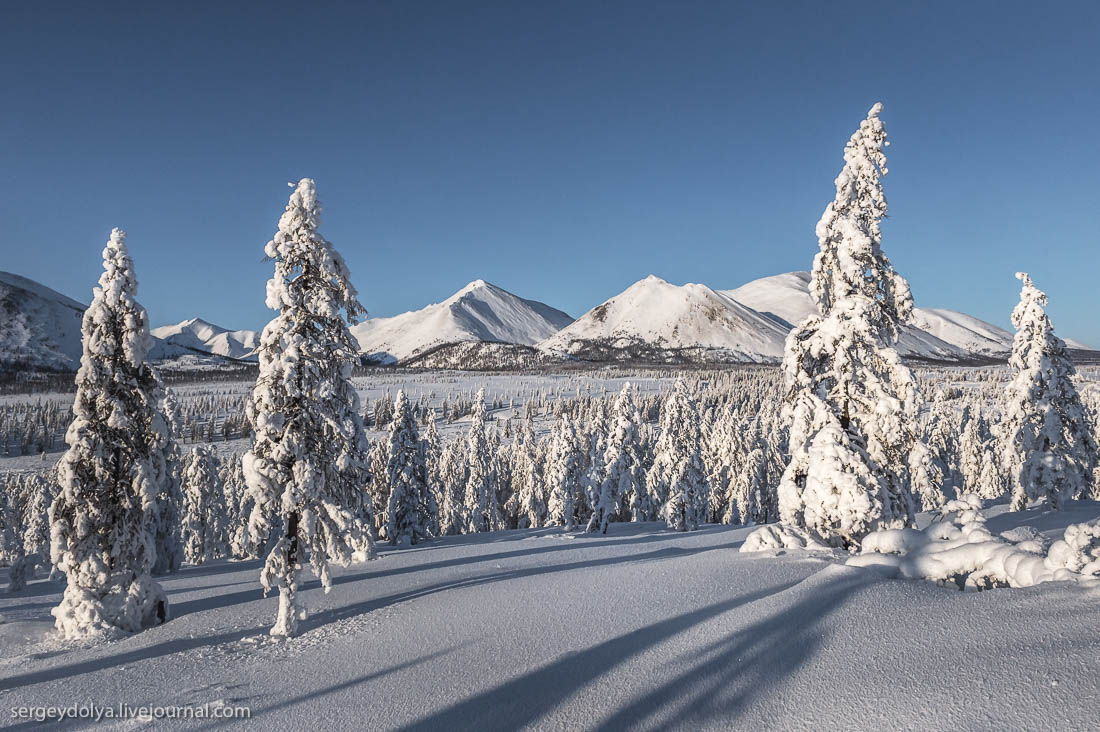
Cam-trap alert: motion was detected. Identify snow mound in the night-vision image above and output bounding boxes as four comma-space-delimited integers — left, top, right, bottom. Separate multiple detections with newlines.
352, 280, 573, 364
847, 496, 1100, 589
539, 275, 790, 363
151, 318, 260, 360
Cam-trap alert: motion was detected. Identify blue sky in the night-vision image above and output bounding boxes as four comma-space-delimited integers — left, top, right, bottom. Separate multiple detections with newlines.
2, 1, 1098, 342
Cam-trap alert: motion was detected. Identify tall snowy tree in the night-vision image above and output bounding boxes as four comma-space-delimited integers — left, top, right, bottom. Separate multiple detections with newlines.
151, 391, 184, 576
776, 104, 922, 549
181, 447, 228, 564
513, 420, 547, 528
1002, 273, 1098, 510
385, 390, 435, 545
464, 389, 500, 533
437, 439, 467, 536
546, 416, 586, 530
242, 179, 375, 637
587, 384, 644, 534
649, 381, 708, 531
49, 229, 173, 638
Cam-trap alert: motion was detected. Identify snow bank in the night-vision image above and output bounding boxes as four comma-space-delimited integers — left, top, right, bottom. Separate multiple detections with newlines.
847, 496, 1100, 590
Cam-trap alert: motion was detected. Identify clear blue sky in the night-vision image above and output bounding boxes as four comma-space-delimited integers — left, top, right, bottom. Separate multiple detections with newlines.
2, 1, 1098, 343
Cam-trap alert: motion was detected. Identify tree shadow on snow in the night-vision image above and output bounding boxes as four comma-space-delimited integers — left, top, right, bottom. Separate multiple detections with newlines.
395, 572, 862, 731
168, 527, 747, 620
392, 576, 831, 732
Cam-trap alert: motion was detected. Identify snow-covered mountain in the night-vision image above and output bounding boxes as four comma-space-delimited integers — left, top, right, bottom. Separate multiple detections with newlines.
351, 280, 574, 364
0, 272, 87, 371
151, 318, 260, 361
724, 271, 1015, 360
0, 272, 251, 371
538, 275, 790, 363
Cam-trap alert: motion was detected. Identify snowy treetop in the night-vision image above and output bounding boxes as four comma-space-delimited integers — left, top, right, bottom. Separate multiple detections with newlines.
810, 102, 912, 342
264, 178, 365, 325
85, 227, 153, 369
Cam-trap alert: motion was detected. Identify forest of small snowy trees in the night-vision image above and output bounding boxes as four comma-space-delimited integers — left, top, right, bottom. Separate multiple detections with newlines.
1, 104, 1099, 640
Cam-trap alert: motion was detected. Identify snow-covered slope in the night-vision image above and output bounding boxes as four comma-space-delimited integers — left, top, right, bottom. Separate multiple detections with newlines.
539, 275, 790, 363
0, 272, 86, 370
152, 318, 260, 361
351, 280, 573, 364
2, 504, 1098, 729
0, 272, 249, 370
725, 271, 1014, 359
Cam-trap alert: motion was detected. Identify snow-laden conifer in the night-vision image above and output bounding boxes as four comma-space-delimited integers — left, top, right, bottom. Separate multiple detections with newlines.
242, 179, 374, 637
546, 417, 586, 530
50, 229, 172, 638
587, 384, 644, 534
775, 104, 922, 549
514, 420, 547, 528
1003, 273, 1098, 510
649, 380, 708, 531
181, 446, 228, 564
437, 439, 467, 536
151, 391, 184, 576
464, 389, 500, 532
385, 390, 435, 545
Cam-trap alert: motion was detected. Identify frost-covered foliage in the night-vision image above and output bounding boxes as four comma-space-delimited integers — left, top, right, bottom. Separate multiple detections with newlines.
776, 103, 921, 549
151, 391, 183, 576
243, 179, 374, 637
464, 389, 500, 533
848, 494, 1099, 589
546, 416, 586, 530
181, 446, 228, 564
647, 381, 707, 531
49, 229, 172, 639
437, 438, 467, 536
385, 390, 435, 545
1002, 273, 1098, 511
587, 384, 644, 534
512, 419, 547, 529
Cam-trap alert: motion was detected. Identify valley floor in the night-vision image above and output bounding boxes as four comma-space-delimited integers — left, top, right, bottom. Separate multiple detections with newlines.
2, 505, 1099, 730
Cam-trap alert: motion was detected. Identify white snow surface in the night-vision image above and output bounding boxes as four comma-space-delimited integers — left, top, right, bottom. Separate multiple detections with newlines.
725, 271, 1016, 358
2, 503, 1099, 729
351, 280, 573, 364
151, 318, 260, 361
539, 275, 790, 361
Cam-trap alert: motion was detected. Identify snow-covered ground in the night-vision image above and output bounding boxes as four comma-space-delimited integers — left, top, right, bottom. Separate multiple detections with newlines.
2, 502, 1098, 730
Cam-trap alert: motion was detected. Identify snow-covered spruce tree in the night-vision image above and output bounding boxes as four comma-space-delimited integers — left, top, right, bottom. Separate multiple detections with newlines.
546, 416, 586, 530
464, 389, 500, 533
181, 447, 228, 564
437, 439, 467, 536
514, 419, 547, 529
243, 179, 374, 637
21, 472, 56, 580
649, 381, 708, 531
420, 408, 443, 537
385, 390, 435, 546
1002, 273, 1098, 511
49, 229, 173, 638
151, 390, 184, 577
587, 384, 644, 534
774, 104, 922, 549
